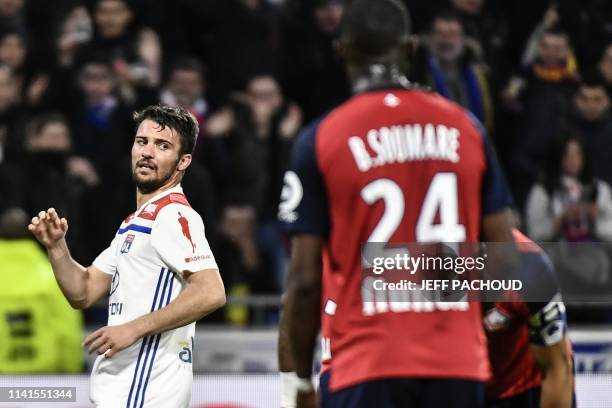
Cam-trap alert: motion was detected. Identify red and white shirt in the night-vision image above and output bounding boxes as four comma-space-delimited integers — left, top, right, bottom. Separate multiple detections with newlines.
91, 185, 218, 408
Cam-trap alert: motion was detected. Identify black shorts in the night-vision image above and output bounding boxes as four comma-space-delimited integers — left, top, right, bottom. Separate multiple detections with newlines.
319, 371, 485, 408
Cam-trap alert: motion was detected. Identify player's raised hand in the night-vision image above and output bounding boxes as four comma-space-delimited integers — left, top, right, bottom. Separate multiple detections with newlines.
28, 208, 69, 248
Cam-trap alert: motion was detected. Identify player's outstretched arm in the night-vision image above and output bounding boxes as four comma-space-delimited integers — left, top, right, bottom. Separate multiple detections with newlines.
531, 337, 574, 408
28, 208, 111, 309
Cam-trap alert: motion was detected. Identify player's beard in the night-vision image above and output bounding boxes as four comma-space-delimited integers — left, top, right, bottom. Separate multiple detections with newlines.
132, 158, 179, 194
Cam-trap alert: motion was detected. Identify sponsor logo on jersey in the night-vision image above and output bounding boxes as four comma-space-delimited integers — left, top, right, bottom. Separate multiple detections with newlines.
121, 234, 135, 253
278, 171, 303, 223
185, 254, 211, 263
178, 337, 193, 363
178, 212, 196, 253
109, 302, 123, 315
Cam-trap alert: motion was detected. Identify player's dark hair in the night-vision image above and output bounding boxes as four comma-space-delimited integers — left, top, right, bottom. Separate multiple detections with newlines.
341, 0, 411, 58
133, 105, 198, 155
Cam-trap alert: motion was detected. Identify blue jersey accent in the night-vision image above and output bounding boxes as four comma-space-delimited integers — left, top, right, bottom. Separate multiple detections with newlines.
279, 117, 330, 237
467, 114, 514, 215
117, 224, 152, 235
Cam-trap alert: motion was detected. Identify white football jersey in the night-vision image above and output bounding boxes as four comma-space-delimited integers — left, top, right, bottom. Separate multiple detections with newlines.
90, 185, 218, 408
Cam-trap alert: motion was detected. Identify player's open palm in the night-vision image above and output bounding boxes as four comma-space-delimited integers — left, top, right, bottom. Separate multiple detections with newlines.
28, 208, 69, 248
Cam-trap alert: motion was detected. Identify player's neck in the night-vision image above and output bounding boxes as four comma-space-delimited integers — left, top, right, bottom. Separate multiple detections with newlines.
350, 63, 410, 94
136, 179, 181, 210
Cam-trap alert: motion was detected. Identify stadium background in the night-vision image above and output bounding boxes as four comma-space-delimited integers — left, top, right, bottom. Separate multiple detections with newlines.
1, 0, 612, 406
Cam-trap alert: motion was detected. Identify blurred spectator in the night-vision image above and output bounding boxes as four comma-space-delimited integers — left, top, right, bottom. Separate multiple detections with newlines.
214, 204, 274, 325
525, 134, 612, 288
48, 52, 133, 180
0, 0, 24, 32
55, 4, 93, 68
0, 27, 26, 73
566, 77, 612, 186
411, 10, 494, 132
0, 208, 84, 373
449, 0, 507, 80
0, 25, 50, 110
0, 64, 25, 162
65, 0, 162, 105
206, 74, 301, 290
175, 0, 285, 108
206, 75, 301, 210
506, 25, 579, 207
93, 0, 160, 85
555, 0, 612, 68
160, 57, 208, 128
597, 43, 612, 96
525, 134, 612, 243
0, 113, 99, 261
281, 0, 350, 122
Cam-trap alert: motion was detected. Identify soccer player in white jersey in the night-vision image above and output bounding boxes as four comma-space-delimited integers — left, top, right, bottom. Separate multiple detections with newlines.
28, 105, 226, 408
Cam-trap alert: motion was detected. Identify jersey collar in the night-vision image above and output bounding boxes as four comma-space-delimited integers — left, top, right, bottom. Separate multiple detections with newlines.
135, 184, 184, 218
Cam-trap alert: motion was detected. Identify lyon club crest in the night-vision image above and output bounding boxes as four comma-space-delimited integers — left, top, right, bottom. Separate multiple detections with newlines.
121, 233, 135, 254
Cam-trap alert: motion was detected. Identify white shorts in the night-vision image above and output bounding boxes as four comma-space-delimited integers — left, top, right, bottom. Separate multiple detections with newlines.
90, 347, 192, 407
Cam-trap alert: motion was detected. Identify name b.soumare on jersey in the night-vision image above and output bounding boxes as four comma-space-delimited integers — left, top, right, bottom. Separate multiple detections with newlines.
279, 88, 513, 391
91, 185, 218, 408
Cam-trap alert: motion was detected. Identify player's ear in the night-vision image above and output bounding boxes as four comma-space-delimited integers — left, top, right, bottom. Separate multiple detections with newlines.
177, 154, 192, 172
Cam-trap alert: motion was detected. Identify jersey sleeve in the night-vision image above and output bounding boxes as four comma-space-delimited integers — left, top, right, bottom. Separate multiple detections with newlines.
278, 117, 330, 236
151, 204, 218, 276
469, 115, 514, 215
92, 234, 120, 275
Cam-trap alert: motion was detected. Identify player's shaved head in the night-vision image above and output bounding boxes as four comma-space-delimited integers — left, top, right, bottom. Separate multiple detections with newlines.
340, 0, 411, 60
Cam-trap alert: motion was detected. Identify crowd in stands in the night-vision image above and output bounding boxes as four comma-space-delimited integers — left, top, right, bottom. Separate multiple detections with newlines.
1, 0, 612, 325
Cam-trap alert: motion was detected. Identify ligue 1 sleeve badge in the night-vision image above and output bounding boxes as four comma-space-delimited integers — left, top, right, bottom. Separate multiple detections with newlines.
121, 233, 135, 253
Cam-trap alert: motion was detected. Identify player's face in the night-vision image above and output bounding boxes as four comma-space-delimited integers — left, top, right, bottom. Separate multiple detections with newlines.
131, 119, 190, 193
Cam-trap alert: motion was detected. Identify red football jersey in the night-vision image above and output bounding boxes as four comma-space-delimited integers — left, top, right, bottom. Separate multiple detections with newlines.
280, 88, 513, 391
485, 230, 569, 400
